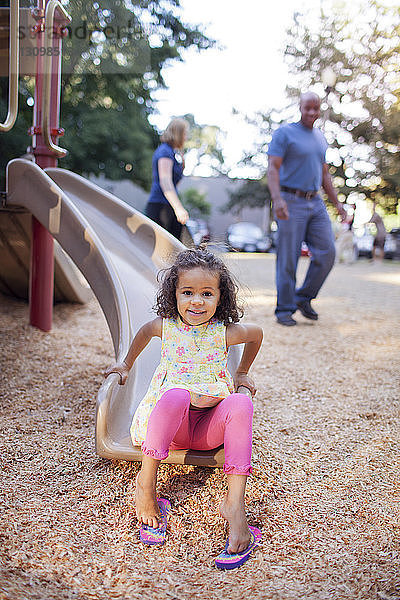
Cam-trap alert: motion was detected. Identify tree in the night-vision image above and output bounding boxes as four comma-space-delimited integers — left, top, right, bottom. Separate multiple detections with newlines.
0, 82, 33, 174
181, 187, 211, 219
283, 0, 400, 215
0, 0, 213, 189
182, 113, 226, 176
223, 177, 270, 217
231, 0, 400, 216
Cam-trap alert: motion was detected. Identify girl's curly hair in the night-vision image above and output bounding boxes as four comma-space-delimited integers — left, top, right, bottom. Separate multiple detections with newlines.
154, 249, 243, 325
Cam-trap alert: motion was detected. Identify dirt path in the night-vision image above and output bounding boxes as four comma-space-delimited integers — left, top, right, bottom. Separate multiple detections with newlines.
1, 255, 399, 600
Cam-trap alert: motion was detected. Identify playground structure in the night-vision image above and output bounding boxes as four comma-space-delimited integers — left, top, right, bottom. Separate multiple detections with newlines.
1, 0, 236, 466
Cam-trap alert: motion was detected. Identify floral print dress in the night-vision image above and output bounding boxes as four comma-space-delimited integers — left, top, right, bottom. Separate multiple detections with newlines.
130, 317, 234, 445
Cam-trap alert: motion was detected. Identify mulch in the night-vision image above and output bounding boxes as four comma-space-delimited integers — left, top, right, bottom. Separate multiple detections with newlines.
1, 254, 399, 600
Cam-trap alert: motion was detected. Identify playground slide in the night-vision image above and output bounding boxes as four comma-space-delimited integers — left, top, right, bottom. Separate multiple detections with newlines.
0, 197, 92, 304
6, 158, 229, 466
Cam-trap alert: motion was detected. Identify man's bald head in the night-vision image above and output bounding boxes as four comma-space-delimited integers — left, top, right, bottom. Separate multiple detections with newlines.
300, 91, 321, 107
299, 92, 321, 129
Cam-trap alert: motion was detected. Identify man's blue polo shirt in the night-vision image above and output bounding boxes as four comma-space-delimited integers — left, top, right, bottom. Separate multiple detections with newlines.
268, 122, 328, 192
148, 142, 184, 204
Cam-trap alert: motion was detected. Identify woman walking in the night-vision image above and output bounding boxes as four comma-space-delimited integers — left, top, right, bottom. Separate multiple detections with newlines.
145, 118, 189, 239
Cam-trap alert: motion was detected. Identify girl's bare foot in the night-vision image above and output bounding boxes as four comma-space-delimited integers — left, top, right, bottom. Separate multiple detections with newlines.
219, 496, 251, 554
135, 471, 161, 528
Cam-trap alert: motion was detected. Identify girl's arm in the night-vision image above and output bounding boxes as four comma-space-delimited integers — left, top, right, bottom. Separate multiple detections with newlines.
158, 158, 189, 225
104, 318, 162, 385
226, 323, 263, 396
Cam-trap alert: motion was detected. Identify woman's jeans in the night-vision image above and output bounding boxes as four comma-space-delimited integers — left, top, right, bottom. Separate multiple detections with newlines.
145, 201, 182, 239
275, 192, 336, 318
142, 388, 253, 476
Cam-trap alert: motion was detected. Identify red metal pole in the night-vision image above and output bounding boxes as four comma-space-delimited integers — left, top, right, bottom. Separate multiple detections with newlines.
30, 217, 54, 331
30, 0, 64, 331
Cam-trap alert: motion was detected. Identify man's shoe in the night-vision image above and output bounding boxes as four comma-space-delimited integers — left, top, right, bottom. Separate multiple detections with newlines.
276, 315, 297, 326
296, 300, 318, 321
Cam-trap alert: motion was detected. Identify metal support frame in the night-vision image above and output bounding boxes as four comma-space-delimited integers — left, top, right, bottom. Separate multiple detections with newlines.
0, 0, 19, 132
29, 0, 71, 331
2, 1, 70, 331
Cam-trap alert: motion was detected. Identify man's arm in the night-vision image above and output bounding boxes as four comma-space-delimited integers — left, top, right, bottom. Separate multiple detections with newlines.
322, 163, 347, 220
267, 155, 289, 220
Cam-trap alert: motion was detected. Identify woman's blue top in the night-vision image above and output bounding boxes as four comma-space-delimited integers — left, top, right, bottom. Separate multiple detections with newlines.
147, 143, 184, 204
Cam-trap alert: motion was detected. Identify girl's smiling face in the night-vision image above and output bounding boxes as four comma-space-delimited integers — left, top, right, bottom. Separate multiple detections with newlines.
175, 267, 220, 326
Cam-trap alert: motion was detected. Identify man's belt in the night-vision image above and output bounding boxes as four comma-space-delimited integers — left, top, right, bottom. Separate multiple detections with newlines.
281, 186, 317, 199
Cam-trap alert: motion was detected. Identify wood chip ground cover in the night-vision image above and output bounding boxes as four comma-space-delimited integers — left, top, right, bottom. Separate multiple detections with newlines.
0, 254, 399, 600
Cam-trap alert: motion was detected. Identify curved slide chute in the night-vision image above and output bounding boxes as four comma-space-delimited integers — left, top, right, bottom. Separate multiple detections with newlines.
5, 159, 228, 466
0, 193, 91, 304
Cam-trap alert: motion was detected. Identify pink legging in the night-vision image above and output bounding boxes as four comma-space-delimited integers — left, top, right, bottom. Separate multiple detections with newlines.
142, 388, 253, 475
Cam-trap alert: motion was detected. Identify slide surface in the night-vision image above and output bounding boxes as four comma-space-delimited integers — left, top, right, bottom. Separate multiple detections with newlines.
0, 194, 91, 304
6, 159, 228, 466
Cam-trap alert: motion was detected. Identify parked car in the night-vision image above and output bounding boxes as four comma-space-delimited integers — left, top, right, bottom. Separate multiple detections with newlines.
354, 227, 374, 258
388, 228, 400, 260
269, 222, 310, 256
185, 218, 210, 248
226, 222, 271, 253
354, 225, 397, 259
269, 221, 278, 249
301, 242, 311, 257
383, 231, 397, 259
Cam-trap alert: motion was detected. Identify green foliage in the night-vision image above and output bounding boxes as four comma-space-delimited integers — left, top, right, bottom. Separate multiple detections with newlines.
181, 187, 211, 218
60, 74, 159, 189
182, 113, 226, 175
0, 1, 213, 190
223, 177, 270, 216
0, 77, 34, 189
283, 0, 400, 214
234, 0, 400, 216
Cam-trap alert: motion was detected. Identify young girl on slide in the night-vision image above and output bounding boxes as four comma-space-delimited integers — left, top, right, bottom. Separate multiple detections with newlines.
104, 249, 263, 569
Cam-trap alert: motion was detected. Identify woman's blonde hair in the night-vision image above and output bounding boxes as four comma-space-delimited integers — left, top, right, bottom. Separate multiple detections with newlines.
160, 118, 188, 149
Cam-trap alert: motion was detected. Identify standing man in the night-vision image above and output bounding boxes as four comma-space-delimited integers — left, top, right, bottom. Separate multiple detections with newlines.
369, 202, 387, 261
267, 91, 347, 326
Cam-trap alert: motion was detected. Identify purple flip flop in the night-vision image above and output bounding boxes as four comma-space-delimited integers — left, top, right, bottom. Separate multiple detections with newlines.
215, 526, 262, 570
139, 498, 171, 545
